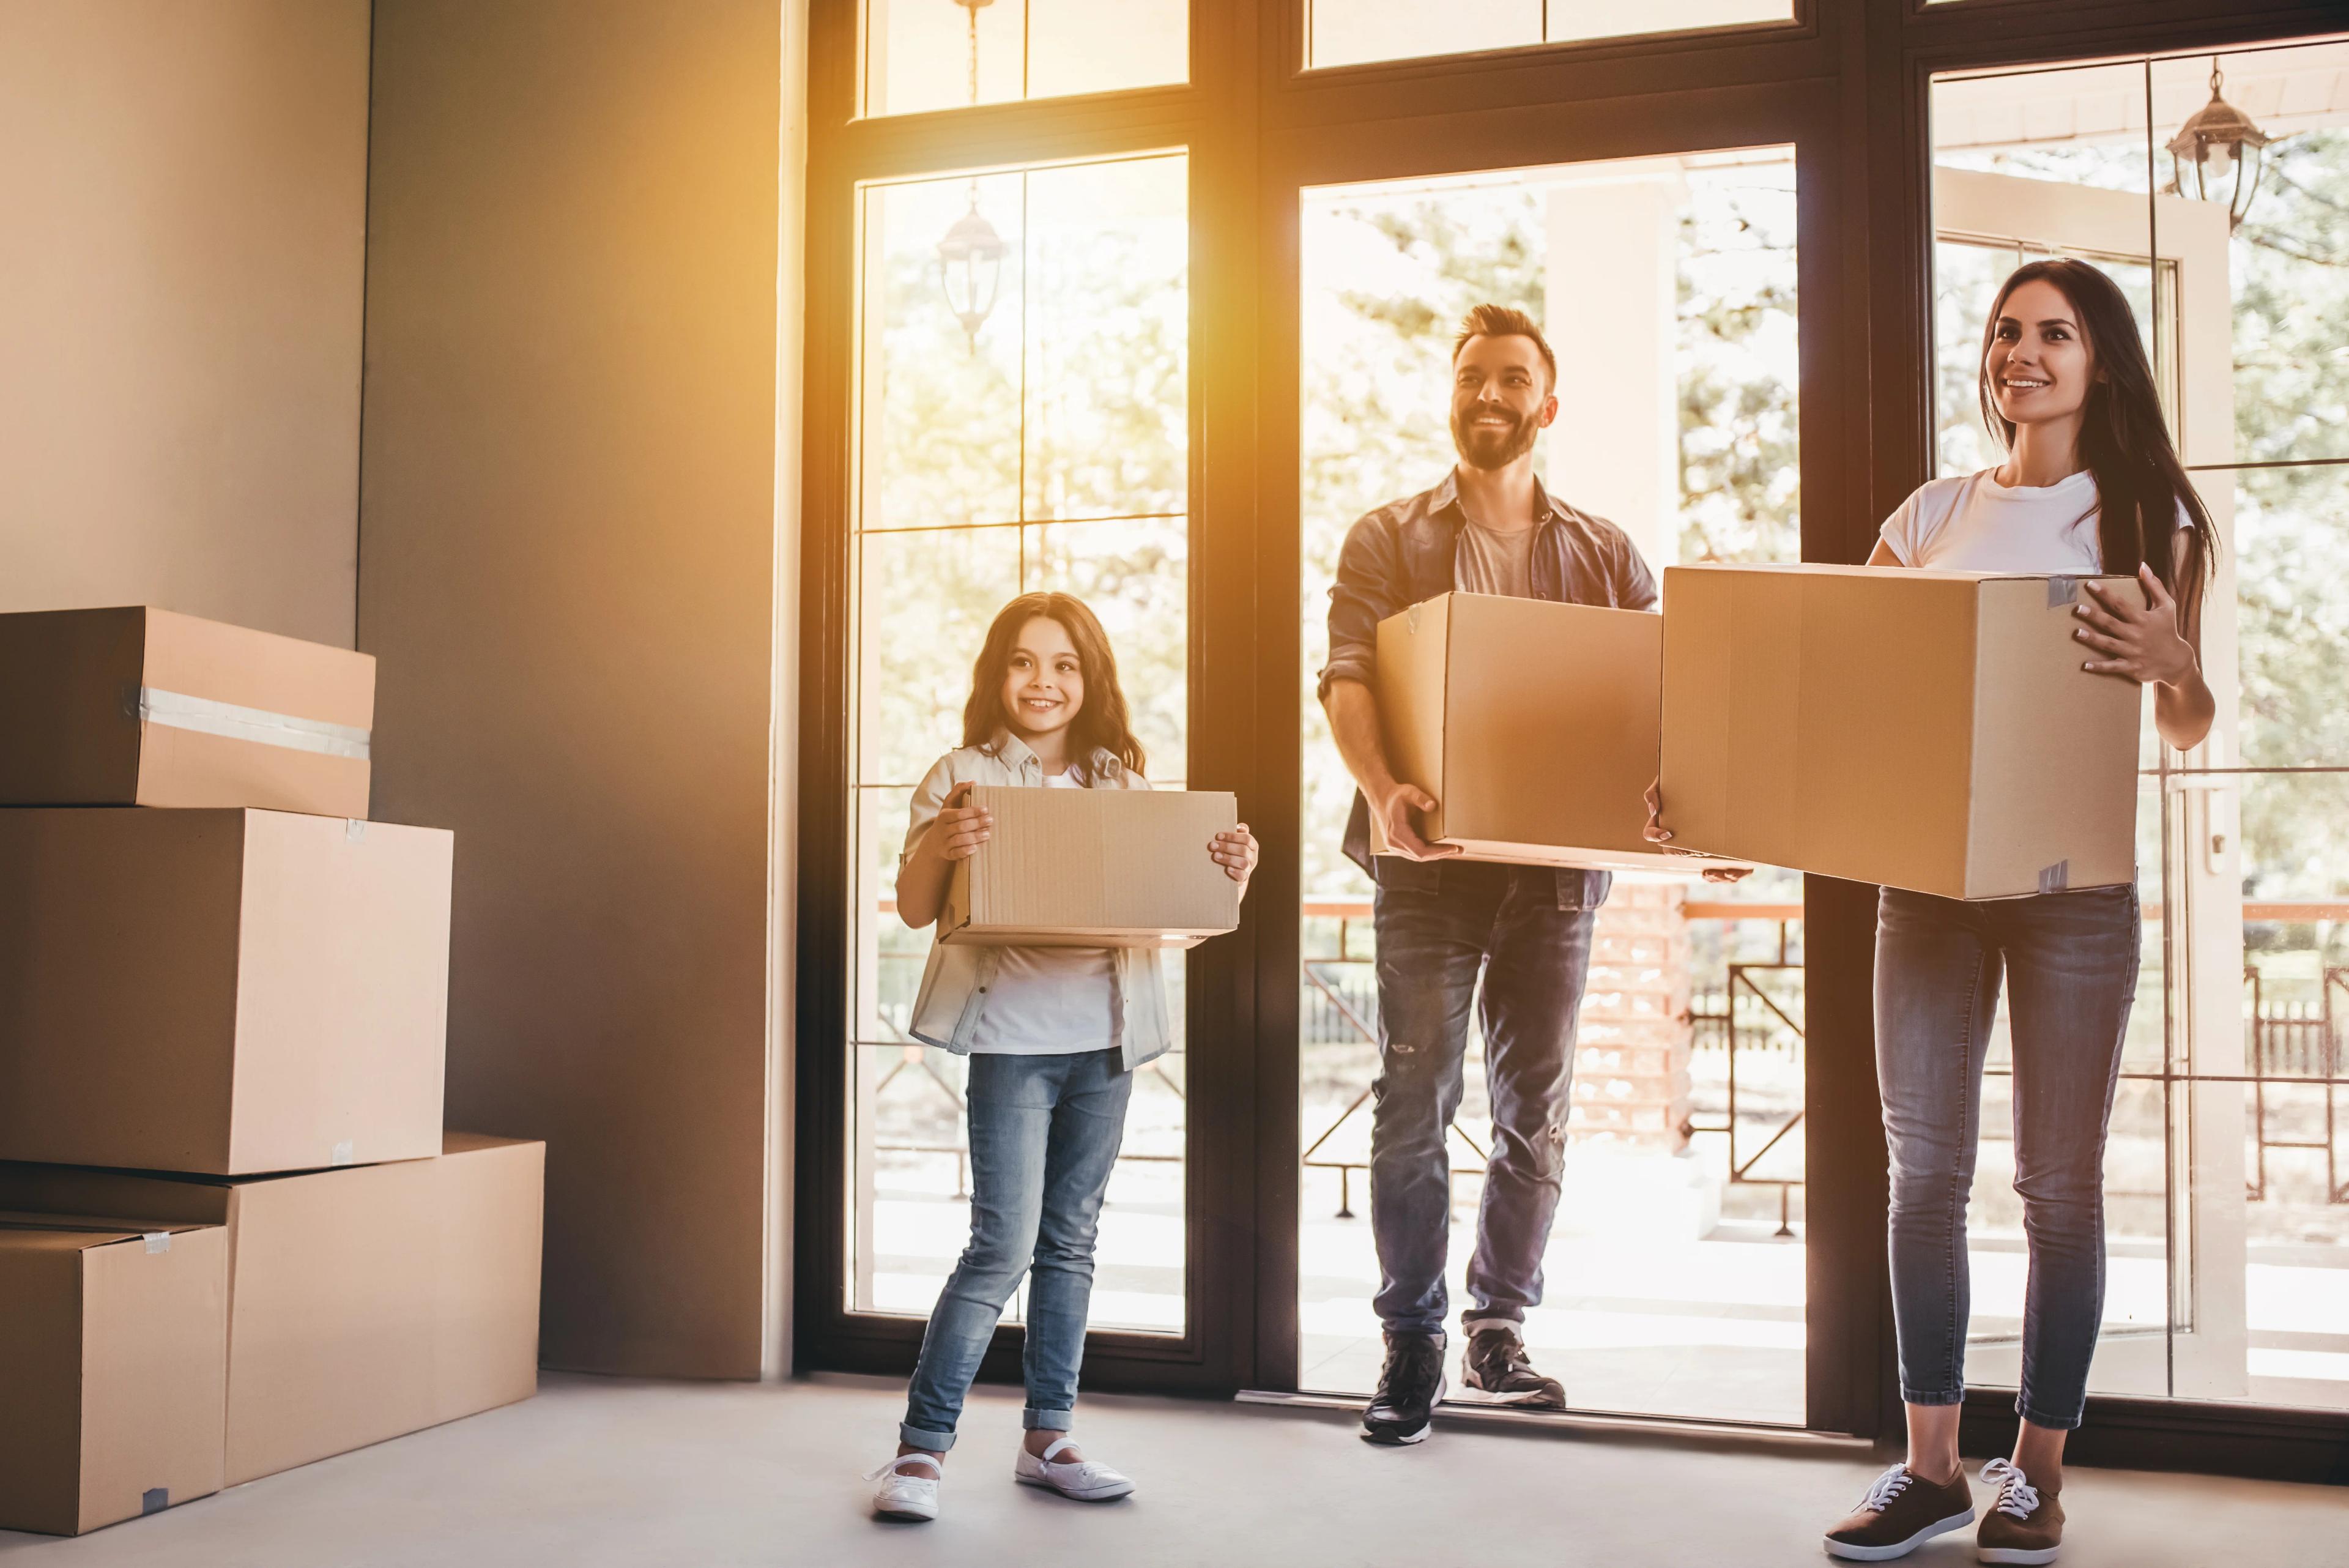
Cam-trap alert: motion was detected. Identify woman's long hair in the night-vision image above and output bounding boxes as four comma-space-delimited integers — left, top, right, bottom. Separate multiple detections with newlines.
1976, 258, 2217, 595
960, 592, 1146, 782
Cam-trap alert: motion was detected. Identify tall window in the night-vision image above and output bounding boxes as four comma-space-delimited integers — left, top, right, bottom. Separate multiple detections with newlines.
845, 152, 1192, 1332
1932, 37, 2349, 1410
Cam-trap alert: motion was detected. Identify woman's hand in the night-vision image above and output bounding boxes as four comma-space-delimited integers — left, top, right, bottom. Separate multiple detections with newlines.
1209, 824, 1260, 887
2075, 568, 2197, 687
1642, 778, 1751, 884
922, 781, 993, 863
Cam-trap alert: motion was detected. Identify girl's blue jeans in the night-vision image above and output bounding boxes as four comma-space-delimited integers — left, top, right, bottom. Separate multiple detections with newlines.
1876, 883, 2140, 1431
900, 1046, 1132, 1450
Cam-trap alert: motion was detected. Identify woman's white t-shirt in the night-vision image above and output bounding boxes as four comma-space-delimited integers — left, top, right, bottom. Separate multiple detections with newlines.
963, 770, 1119, 1056
1878, 469, 2107, 573
1879, 467, 2199, 576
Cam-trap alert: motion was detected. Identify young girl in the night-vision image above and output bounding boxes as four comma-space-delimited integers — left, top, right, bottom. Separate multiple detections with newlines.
867, 591, 1257, 1523
1818, 259, 2217, 1565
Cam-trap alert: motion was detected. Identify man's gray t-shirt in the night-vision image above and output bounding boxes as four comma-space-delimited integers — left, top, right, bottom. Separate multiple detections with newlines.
1452, 519, 1537, 597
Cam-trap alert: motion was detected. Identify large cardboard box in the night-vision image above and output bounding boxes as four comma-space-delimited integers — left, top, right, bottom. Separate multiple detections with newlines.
0, 807, 451, 1174
1372, 592, 1685, 870
940, 786, 1241, 948
0, 606, 375, 817
0, 1135, 544, 1488
1658, 563, 2143, 900
0, 1216, 229, 1536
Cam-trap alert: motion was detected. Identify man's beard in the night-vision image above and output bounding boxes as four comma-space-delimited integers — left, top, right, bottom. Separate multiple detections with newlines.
1450, 405, 1539, 471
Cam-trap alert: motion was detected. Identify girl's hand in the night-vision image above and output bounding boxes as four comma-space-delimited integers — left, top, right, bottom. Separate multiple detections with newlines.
924, 781, 993, 863
1209, 824, 1259, 885
1642, 778, 1750, 884
2076, 568, 2197, 687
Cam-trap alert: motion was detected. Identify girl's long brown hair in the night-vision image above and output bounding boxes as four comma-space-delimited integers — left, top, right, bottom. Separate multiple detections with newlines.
960, 592, 1146, 782
1976, 258, 2217, 595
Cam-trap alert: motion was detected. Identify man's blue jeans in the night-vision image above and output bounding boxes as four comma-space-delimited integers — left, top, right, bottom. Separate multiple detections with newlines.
1876, 884, 2140, 1430
1368, 861, 1596, 1334
900, 1047, 1132, 1449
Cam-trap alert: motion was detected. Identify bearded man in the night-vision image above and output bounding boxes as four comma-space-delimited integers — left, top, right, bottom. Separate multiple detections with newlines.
1316, 303, 1660, 1444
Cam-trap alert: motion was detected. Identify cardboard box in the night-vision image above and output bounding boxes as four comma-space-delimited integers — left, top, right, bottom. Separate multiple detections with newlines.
0, 1216, 228, 1536
0, 606, 375, 817
1658, 563, 2143, 900
0, 807, 451, 1174
0, 1135, 544, 1487
940, 786, 1241, 948
1373, 592, 1695, 870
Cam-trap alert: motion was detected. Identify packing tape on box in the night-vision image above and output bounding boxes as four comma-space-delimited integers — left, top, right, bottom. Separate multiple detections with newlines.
128, 686, 371, 760
2038, 860, 2071, 894
2047, 576, 2083, 609
143, 1232, 171, 1254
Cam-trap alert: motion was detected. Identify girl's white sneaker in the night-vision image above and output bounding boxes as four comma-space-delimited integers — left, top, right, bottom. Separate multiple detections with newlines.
866, 1454, 942, 1521
1014, 1436, 1135, 1501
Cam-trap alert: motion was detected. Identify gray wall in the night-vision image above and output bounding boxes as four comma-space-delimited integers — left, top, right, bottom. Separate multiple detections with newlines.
0, 0, 370, 647
360, 1, 783, 1377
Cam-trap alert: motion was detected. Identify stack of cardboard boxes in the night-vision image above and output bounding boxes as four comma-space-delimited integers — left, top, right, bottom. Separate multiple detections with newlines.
0, 607, 544, 1539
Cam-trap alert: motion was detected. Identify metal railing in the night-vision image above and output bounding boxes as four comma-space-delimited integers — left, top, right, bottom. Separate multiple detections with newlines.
2247, 962, 2349, 1205
1684, 904, 1806, 1236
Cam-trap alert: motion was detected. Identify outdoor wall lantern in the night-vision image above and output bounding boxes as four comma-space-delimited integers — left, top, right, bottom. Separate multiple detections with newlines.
2165, 58, 2273, 232
935, 0, 1006, 349
937, 190, 1008, 350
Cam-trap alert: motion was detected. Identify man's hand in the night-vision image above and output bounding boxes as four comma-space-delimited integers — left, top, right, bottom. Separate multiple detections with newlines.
1643, 778, 1750, 884
1376, 782, 1461, 863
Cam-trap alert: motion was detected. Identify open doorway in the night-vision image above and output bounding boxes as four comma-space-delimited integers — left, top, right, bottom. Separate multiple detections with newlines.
1295, 149, 1806, 1425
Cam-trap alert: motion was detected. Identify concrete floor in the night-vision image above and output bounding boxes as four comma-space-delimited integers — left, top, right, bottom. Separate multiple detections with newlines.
5, 1373, 2345, 1567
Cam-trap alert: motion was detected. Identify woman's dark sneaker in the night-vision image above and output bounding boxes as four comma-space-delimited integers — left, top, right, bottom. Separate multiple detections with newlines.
1823, 1462, 1976, 1561
1360, 1331, 1446, 1445
1975, 1458, 2063, 1564
1460, 1322, 1567, 1409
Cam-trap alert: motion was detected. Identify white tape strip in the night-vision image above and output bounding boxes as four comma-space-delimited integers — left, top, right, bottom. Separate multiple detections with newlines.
144, 1232, 171, 1254
2046, 576, 2082, 609
133, 687, 371, 760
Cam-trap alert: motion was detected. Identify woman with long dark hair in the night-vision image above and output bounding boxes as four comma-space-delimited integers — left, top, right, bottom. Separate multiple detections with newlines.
1822, 259, 2217, 1566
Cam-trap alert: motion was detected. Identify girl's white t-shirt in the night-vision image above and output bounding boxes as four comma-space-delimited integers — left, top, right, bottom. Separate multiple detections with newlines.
1878, 469, 2108, 573
963, 770, 1120, 1056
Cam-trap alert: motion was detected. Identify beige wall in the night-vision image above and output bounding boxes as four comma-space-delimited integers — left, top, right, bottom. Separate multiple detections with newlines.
360, 2, 784, 1377
0, 1, 371, 648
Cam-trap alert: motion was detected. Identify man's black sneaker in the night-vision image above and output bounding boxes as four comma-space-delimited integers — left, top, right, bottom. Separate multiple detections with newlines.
1360, 1331, 1446, 1445
1460, 1322, 1567, 1409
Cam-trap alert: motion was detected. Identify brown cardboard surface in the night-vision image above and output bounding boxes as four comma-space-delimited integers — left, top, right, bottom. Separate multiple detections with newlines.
0, 1135, 544, 1488
0, 1220, 228, 1536
0, 606, 374, 816
0, 808, 450, 1174
941, 786, 1241, 948
1658, 563, 2142, 900
1371, 593, 1694, 871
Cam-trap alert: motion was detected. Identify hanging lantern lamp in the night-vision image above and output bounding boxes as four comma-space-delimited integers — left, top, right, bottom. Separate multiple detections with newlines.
2165, 58, 2273, 232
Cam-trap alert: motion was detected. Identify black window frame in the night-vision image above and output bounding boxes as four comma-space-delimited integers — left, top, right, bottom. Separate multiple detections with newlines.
795, 0, 2349, 1481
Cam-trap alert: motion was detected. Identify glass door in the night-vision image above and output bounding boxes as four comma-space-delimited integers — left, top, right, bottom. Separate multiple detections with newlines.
1293, 145, 1809, 1424
1931, 37, 2349, 1411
